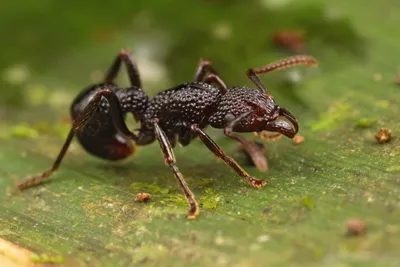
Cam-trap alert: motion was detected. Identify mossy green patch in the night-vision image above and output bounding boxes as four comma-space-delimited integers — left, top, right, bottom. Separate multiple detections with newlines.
355, 118, 378, 128
1, 121, 71, 140
131, 244, 168, 265
199, 188, 223, 210
309, 101, 355, 131
386, 166, 400, 172
375, 100, 390, 109
30, 253, 65, 264
9, 124, 39, 139
197, 178, 214, 189
33, 121, 71, 138
131, 182, 187, 208
301, 196, 315, 210
131, 182, 171, 195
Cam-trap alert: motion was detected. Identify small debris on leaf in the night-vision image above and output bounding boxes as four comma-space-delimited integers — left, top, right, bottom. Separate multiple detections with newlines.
263, 207, 272, 213
293, 135, 305, 145
375, 128, 392, 143
136, 192, 151, 202
347, 218, 366, 236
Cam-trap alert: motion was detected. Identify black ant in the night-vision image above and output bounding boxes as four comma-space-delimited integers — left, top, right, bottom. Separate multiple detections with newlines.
17, 50, 317, 219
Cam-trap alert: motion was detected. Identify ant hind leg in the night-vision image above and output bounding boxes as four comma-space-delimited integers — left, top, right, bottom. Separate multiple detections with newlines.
105, 49, 142, 88
17, 129, 75, 190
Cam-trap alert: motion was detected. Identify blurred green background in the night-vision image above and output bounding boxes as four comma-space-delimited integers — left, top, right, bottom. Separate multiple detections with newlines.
0, 0, 399, 266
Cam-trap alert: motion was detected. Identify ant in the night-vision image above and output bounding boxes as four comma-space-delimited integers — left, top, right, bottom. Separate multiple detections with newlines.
17, 50, 317, 219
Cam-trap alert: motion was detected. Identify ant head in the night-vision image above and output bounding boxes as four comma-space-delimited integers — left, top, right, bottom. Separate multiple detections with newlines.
221, 55, 316, 138
210, 55, 317, 138
214, 87, 298, 139
251, 91, 298, 138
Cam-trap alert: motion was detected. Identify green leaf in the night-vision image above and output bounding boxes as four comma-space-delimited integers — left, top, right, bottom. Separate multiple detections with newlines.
1, 0, 400, 266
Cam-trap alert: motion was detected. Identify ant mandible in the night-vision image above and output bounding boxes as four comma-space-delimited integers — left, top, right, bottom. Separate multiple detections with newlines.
17, 50, 317, 219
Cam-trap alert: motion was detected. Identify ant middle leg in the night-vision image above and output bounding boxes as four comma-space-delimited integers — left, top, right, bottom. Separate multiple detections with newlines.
224, 112, 268, 172
105, 49, 142, 88
190, 124, 267, 188
151, 119, 199, 219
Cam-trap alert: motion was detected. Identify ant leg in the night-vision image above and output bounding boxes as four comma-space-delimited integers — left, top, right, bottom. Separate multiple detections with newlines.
204, 74, 228, 95
17, 129, 74, 190
255, 132, 282, 141
105, 49, 141, 88
193, 59, 228, 94
246, 55, 318, 93
18, 89, 138, 190
151, 119, 199, 219
190, 124, 267, 188
194, 59, 218, 82
224, 113, 268, 172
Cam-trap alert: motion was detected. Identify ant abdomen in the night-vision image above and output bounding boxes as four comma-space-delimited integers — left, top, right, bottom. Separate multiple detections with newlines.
70, 83, 135, 160
75, 131, 135, 161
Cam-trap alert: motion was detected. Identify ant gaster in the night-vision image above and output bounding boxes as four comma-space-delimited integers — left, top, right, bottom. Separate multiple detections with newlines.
17, 50, 318, 219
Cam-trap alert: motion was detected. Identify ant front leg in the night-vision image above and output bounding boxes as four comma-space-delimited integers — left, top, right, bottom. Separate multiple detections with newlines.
190, 124, 267, 188
224, 112, 268, 172
105, 49, 141, 88
151, 119, 199, 219
17, 88, 138, 191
